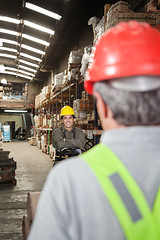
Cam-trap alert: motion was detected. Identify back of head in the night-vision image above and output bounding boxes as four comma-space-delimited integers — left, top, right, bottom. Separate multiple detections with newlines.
84, 21, 160, 126
85, 21, 160, 94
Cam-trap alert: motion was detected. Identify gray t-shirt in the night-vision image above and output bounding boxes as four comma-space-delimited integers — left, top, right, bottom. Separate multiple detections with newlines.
28, 126, 160, 240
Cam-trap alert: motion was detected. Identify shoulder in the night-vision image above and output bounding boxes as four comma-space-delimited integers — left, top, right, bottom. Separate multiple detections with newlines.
49, 156, 87, 181
74, 127, 84, 133
53, 127, 62, 134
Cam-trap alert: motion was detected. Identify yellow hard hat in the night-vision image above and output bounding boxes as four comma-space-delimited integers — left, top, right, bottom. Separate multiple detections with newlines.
60, 106, 75, 116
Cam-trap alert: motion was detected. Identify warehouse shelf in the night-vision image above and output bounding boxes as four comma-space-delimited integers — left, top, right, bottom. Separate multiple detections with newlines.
33, 46, 102, 157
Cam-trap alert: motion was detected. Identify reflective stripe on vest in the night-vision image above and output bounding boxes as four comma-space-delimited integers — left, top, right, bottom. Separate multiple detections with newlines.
81, 143, 160, 240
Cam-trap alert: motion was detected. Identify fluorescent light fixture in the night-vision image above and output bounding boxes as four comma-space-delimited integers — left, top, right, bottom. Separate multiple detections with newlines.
4, 67, 17, 72
4, 110, 28, 113
0, 64, 5, 71
0, 53, 16, 59
0, 38, 18, 46
5, 67, 35, 77
20, 52, 42, 62
24, 20, 55, 35
0, 40, 2, 46
22, 33, 50, 46
19, 65, 37, 73
25, 2, 62, 20
0, 46, 17, 53
0, 70, 32, 80
16, 73, 32, 79
0, 30, 49, 46
19, 59, 39, 68
0, 16, 20, 24
21, 44, 45, 55
1, 78, 7, 84
18, 70, 35, 77
0, 28, 19, 36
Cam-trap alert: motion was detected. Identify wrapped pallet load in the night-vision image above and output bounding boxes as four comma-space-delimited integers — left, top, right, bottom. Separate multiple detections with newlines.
80, 46, 92, 77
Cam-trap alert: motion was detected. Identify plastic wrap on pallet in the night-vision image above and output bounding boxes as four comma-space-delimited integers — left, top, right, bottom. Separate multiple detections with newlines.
80, 46, 92, 77
95, 16, 105, 42
3, 125, 10, 142
68, 68, 80, 81
74, 110, 87, 119
88, 16, 101, 40
68, 51, 83, 64
106, 12, 160, 30
54, 72, 64, 86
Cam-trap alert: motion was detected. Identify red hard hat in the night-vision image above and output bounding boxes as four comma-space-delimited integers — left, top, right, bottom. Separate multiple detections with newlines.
84, 21, 160, 95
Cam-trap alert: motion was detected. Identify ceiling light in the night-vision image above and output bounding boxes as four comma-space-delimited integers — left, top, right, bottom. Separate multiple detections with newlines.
1, 78, 7, 84
0, 38, 18, 45
19, 59, 39, 68
16, 73, 32, 79
18, 69, 35, 77
21, 44, 45, 55
0, 40, 2, 46
4, 110, 28, 113
0, 53, 16, 59
4, 67, 16, 71
0, 16, 20, 24
24, 20, 55, 35
0, 30, 49, 46
19, 65, 37, 73
20, 52, 42, 62
0, 64, 5, 71
22, 34, 50, 46
0, 28, 19, 36
0, 70, 32, 80
0, 46, 17, 53
25, 2, 62, 20
5, 67, 35, 77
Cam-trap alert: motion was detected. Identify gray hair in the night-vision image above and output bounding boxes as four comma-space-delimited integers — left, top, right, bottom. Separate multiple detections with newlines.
94, 81, 160, 125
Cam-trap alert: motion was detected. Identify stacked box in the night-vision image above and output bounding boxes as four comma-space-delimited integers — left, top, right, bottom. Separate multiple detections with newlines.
3, 125, 10, 142
80, 46, 92, 77
41, 134, 47, 152
54, 72, 64, 86
38, 116, 43, 127
28, 137, 37, 146
35, 94, 40, 108
81, 91, 94, 101
74, 110, 87, 119
107, 1, 131, 14
106, 12, 160, 29
68, 51, 83, 78
0, 150, 17, 185
0, 86, 3, 99
73, 99, 94, 112
43, 115, 48, 128
105, 1, 160, 30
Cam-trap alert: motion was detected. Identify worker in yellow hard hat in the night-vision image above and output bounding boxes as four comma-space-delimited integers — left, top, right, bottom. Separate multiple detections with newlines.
52, 106, 86, 162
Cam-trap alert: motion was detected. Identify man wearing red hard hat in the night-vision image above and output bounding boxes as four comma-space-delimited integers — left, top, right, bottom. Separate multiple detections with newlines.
28, 21, 160, 240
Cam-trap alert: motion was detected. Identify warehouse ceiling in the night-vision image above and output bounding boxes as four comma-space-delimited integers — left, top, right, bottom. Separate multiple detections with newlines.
0, 0, 146, 84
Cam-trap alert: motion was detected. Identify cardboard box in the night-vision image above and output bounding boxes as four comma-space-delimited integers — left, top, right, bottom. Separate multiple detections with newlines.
106, 12, 160, 30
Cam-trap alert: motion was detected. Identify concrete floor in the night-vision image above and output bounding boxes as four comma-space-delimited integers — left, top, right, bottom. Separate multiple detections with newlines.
0, 141, 53, 240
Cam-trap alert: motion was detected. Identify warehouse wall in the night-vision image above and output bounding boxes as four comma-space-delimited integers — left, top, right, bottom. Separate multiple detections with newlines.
28, 81, 44, 104
0, 114, 23, 130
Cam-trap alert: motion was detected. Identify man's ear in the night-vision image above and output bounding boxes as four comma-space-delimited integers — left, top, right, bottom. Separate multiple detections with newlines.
94, 91, 125, 130
94, 91, 108, 119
